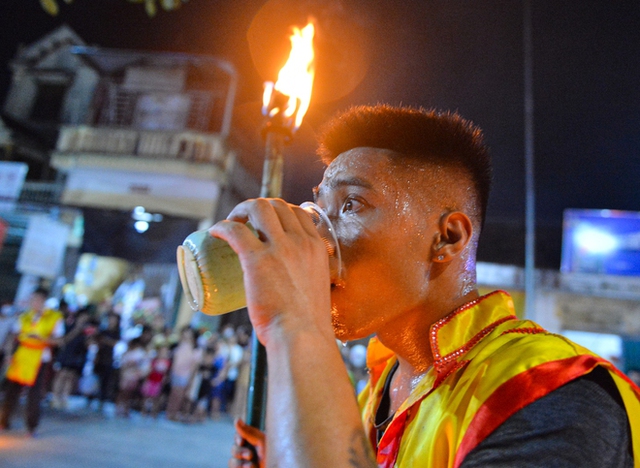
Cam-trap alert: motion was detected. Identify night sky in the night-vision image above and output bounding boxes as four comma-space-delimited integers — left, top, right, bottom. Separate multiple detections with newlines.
1, 0, 639, 268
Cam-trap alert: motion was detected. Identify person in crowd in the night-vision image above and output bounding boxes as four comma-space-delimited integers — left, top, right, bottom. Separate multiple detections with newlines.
116, 337, 147, 417
235, 325, 251, 349
44, 299, 72, 394
140, 344, 171, 418
186, 345, 217, 423
209, 334, 229, 420
230, 326, 252, 421
51, 308, 92, 410
165, 326, 201, 421
225, 104, 640, 467
77, 329, 101, 401
151, 324, 172, 350
0, 302, 17, 366
222, 331, 244, 416
91, 311, 121, 409
0, 287, 63, 435
139, 324, 154, 350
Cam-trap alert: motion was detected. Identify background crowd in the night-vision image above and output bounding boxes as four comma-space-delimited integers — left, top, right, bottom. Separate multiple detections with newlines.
0, 287, 369, 435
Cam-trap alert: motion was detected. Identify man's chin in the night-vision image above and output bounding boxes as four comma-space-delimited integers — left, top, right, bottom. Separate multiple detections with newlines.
331, 316, 367, 343
331, 312, 352, 341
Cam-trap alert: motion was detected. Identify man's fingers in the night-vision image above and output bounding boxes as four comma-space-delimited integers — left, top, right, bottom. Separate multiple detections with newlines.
231, 444, 255, 461
269, 199, 318, 239
225, 199, 285, 239
292, 203, 323, 239
235, 418, 265, 448
224, 198, 319, 243
209, 220, 262, 254
229, 419, 265, 468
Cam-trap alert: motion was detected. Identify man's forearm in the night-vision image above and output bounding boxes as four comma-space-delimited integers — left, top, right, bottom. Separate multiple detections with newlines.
265, 328, 376, 468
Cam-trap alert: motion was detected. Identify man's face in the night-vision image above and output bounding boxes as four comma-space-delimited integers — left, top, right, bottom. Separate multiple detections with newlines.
315, 147, 444, 341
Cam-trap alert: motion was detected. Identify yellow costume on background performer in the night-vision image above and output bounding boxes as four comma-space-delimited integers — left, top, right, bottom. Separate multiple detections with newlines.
360, 291, 640, 468
1, 288, 63, 434
6, 307, 62, 385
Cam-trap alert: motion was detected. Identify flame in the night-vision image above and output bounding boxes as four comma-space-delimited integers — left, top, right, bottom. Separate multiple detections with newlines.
263, 21, 315, 129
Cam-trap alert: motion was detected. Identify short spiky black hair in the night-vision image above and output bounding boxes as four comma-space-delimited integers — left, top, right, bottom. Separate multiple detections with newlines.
317, 104, 492, 225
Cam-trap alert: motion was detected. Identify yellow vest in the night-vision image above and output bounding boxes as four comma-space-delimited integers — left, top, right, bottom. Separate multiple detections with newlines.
6, 308, 62, 386
359, 291, 640, 468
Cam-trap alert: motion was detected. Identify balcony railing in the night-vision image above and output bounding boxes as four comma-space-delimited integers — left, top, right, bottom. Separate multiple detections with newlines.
17, 181, 64, 205
96, 84, 219, 132
55, 126, 228, 165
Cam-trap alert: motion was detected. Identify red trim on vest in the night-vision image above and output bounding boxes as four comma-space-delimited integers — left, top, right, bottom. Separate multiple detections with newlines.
500, 327, 546, 336
377, 410, 409, 468
454, 354, 606, 468
433, 316, 517, 369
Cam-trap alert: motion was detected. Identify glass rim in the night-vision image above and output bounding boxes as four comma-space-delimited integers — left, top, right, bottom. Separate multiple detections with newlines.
300, 201, 342, 280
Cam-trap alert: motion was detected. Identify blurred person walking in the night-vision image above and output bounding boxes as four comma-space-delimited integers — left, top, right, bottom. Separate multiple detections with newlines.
0, 287, 63, 435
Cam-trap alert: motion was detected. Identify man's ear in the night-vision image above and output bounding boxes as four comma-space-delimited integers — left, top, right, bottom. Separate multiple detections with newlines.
432, 211, 474, 263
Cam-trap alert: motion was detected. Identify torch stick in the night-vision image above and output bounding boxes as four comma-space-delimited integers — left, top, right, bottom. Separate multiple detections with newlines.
245, 136, 286, 431
245, 95, 294, 432
245, 20, 315, 443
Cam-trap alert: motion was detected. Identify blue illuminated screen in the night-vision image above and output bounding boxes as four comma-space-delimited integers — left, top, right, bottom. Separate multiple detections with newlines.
561, 209, 640, 276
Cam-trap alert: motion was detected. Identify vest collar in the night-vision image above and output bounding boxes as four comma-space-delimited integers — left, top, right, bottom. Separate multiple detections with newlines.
366, 290, 518, 390
430, 290, 517, 375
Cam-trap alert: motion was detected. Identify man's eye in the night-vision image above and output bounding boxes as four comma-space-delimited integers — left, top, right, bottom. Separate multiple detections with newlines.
342, 198, 362, 213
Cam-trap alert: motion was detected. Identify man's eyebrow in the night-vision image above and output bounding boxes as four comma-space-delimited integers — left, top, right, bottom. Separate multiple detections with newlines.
313, 177, 375, 202
318, 176, 375, 192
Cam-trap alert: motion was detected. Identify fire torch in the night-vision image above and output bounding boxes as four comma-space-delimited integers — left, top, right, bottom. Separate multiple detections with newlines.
246, 20, 316, 433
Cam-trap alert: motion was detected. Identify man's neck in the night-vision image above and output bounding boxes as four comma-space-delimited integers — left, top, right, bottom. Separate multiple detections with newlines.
377, 288, 480, 375
378, 289, 480, 418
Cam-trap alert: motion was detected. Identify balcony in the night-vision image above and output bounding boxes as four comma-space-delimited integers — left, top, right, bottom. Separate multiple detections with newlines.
52, 125, 231, 181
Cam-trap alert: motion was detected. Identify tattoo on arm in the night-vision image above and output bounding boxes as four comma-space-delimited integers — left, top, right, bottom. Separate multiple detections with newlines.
348, 428, 376, 468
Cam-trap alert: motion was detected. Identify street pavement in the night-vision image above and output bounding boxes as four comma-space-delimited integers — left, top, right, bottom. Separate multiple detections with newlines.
0, 397, 237, 467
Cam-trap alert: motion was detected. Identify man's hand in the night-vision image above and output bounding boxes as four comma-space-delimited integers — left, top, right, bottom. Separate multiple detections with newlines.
209, 198, 334, 347
214, 198, 374, 467
228, 419, 266, 468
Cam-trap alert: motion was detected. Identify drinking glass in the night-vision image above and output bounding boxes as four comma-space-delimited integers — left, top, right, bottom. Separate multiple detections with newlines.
176, 202, 341, 316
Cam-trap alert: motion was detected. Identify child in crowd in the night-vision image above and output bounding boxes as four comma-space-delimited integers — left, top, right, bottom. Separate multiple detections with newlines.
116, 338, 147, 417
141, 345, 171, 418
